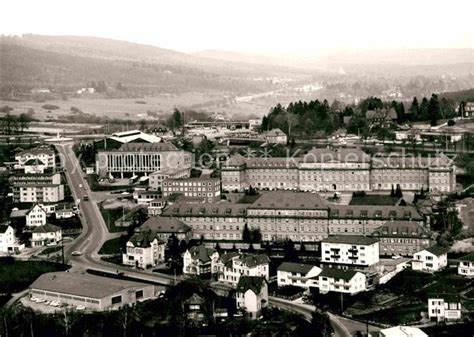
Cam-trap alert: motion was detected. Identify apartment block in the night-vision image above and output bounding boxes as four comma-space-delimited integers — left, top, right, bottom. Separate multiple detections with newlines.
321, 235, 380, 267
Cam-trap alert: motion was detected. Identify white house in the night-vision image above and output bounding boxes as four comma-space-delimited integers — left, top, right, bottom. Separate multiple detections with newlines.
122, 230, 166, 269
277, 262, 322, 289
10, 203, 47, 227
30, 224, 62, 247
374, 326, 428, 337
183, 245, 219, 275
321, 235, 380, 267
0, 224, 24, 254
216, 252, 270, 287
55, 207, 75, 219
235, 276, 268, 319
458, 252, 474, 277
318, 268, 367, 294
412, 245, 449, 272
262, 128, 287, 145
428, 294, 462, 322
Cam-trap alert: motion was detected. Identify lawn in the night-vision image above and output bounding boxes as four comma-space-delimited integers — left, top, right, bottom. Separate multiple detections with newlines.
100, 206, 130, 232
0, 257, 68, 294
350, 194, 400, 206
237, 194, 261, 204
39, 246, 63, 255
353, 303, 426, 325
98, 237, 123, 255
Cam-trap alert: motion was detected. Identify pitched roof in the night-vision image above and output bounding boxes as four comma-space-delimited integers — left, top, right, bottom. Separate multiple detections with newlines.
278, 262, 316, 274
32, 224, 61, 233
163, 202, 248, 217
17, 147, 54, 157
188, 245, 216, 263
319, 268, 359, 281
265, 128, 286, 137
329, 205, 423, 221
30, 272, 151, 299
141, 216, 191, 234
0, 225, 11, 233
371, 220, 431, 238
322, 235, 379, 245
117, 142, 178, 152
129, 229, 163, 248
424, 245, 450, 257
428, 293, 461, 303
303, 148, 370, 163
249, 191, 327, 210
218, 252, 269, 268
24, 158, 46, 166
459, 252, 474, 262
236, 276, 266, 294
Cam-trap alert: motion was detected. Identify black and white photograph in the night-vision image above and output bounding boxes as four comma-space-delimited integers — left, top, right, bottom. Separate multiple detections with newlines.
0, 0, 473, 336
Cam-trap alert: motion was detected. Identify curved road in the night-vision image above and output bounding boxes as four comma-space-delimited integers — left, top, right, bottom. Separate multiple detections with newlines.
55, 142, 379, 336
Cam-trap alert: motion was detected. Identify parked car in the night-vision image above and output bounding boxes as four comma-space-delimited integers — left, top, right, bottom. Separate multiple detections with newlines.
71, 251, 82, 256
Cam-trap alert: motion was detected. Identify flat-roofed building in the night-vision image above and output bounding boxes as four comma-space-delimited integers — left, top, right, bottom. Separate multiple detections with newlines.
162, 175, 220, 203
9, 173, 64, 203
277, 262, 321, 289
321, 235, 379, 268
371, 220, 432, 256
29, 272, 155, 311
96, 142, 192, 178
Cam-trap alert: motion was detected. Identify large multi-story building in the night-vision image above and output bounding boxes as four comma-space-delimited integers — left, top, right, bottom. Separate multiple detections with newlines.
321, 235, 380, 268
162, 175, 221, 203
9, 173, 65, 203
222, 149, 456, 193
370, 220, 432, 256
216, 252, 270, 287
96, 142, 192, 178
161, 191, 423, 243
15, 147, 55, 170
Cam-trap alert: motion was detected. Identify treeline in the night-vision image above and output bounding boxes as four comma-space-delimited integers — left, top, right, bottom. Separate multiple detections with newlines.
0, 113, 35, 135
260, 93, 462, 138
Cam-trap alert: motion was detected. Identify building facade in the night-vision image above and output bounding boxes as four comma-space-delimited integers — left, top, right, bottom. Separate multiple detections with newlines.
371, 220, 432, 256
15, 147, 55, 169
96, 142, 192, 178
10, 173, 64, 203
321, 235, 380, 268
277, 262, 321, 289
458, 252, 474, 277
222, 149, 456, 193
235, 276, 268, 319
162, 175, 221, 203
31, 224, 62, 247
182, 245, 219, 275
216, 252, 270, 287
122, 230, 166, 269
318, 268, 367, 294
428, 294, 462, 322
161, 191, 423, 243
0, 225, 24, 254
412, 246, 449, 272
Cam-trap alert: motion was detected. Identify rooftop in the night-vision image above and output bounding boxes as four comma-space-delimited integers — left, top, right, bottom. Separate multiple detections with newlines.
458, 252, 474, 262
236, 276, 266, 294
319, 268, 360, 281
322, 235, 379, 245
371, 220, 430, 238
249, 191, 327, 210
116, 142, 179, 152
188, 245, 217, 263
278, 262, 318, 275
423, 245, 450, 257
32, 224, 61, 233
140, 216, 191, 234
30, 272, 151, 299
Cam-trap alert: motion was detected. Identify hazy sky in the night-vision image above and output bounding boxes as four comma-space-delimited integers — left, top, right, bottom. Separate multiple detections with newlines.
2, 0, 472, 54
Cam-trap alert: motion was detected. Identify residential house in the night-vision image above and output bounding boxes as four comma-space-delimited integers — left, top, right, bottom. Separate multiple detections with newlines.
371, 220, 432, 256
10, 203, 47, 227
134, 190, 162, 205
321, 235, 380, 268
122, 229, 166, 269
147, 198, 167, 216
31, 224, 62, 247
235, 276, 268, 319
15, 147, 55, 170
183, 245, 219, 275
412, 245, 449, 272
458, 252, 474, 277
428, 294, 462, 322
216, 252, 270, 287
277, 262, 321, 289
185, 293, 207, 325
140, 216, 192, 242
261, 128, 287, 145
318, 268, 367, 294
0, 224, 24, 254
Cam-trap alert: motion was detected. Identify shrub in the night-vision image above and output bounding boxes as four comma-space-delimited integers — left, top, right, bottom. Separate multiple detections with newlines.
41, 104, 59, 110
